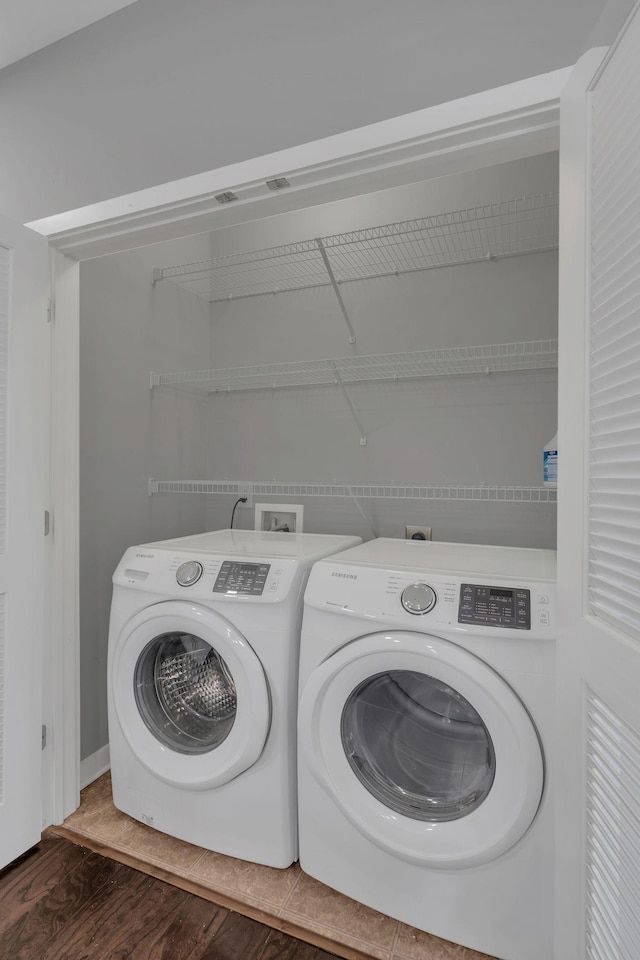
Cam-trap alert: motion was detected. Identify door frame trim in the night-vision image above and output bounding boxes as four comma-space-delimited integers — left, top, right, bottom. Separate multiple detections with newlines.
32, 68, 568, 261
43, 67, 568, 823
46, 250, 81, 825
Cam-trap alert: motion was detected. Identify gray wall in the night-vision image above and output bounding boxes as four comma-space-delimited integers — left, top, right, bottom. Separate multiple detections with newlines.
79, 232, 211, 758
0, 0, 611, 223
202, 154, 559, 544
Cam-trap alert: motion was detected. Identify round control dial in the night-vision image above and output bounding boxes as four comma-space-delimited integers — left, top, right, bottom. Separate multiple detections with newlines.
176, 560, 203, 587
401, 582, 437, 615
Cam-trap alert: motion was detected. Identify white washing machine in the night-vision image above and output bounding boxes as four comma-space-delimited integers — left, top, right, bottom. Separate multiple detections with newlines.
107, 528, 360, 868
297, 538, 556, 960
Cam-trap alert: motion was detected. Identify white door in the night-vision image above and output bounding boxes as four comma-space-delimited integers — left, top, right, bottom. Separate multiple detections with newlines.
556, 5, 640, 958
0, 214, 49, 869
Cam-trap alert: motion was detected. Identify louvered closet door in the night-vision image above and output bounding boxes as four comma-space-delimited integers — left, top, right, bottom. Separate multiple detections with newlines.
555, 6, 640, 959
0, 214, 49, 870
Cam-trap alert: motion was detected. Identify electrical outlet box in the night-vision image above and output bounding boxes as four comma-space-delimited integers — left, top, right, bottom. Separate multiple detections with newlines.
405, 525, 432, 541
255, 503, 304, 533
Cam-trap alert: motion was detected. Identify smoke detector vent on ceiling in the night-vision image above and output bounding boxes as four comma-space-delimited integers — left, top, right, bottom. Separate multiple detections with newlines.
215, 191, 239, 203
266, 177, 290, 191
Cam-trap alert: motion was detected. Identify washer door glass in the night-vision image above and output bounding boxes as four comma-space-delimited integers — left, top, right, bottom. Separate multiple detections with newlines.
112, 601, 271, 789
135, 631, 237, 755
342, 670, 495, 822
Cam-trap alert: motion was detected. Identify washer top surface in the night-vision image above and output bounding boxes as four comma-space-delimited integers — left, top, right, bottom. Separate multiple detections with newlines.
142, 529, 361, 564
319, 538, 556, 583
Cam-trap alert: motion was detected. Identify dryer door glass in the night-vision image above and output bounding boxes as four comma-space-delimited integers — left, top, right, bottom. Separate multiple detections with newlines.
341, 670, 495, 821
134, 632, 237, 755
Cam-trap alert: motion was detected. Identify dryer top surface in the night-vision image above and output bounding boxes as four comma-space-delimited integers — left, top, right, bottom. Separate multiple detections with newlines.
318, 538, 557, 583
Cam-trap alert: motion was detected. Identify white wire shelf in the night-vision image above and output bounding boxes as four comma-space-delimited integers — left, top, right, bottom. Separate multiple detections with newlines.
152, 194, 559, 303
151, 339, 558, 393
148, 480, 557, 503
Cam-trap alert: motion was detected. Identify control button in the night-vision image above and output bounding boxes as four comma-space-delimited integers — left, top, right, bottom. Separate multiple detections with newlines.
401, 582, 437, 615
538, 610, 550, 625
538, 594, 550, 605
176, 560, 203, 587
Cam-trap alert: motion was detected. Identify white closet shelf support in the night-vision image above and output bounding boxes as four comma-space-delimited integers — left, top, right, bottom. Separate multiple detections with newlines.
150, 339, 558, 393
148, 480, 557, 503
150, 193, 558, 303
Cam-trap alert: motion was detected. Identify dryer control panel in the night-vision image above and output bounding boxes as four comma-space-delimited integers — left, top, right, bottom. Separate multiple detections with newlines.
305, 560, 555, 641
458, 583, 530, 629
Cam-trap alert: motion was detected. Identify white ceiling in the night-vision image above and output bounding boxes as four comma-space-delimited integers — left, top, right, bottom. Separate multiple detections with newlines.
0, 0, 140, 70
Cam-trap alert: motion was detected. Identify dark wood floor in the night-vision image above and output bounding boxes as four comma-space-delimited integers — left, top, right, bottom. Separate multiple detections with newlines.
0, 834, 341, 959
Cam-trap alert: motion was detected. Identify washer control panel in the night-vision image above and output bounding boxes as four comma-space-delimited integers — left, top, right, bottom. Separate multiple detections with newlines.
458, 583, 530, 629
115, 547, 298, 603
212, 561, 271, 596
401, 582, 437, 615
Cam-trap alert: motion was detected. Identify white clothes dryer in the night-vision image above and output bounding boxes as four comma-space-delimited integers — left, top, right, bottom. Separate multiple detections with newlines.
297, 538, 556, 960
107, 529, 360, 868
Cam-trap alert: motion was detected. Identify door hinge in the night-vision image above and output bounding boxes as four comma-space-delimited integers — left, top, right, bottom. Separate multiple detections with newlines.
42, 725, 47, 750
44, 510, 51, 536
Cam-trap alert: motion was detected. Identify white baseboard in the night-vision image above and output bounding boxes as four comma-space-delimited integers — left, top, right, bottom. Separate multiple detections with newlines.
80, 744, 110, 789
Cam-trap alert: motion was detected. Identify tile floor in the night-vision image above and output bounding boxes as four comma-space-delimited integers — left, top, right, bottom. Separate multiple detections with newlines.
52, 773, 496, 960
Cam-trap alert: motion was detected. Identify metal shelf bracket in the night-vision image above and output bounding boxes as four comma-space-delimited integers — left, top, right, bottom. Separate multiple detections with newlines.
315, 238, 356, 344
331, 361, 367, 445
